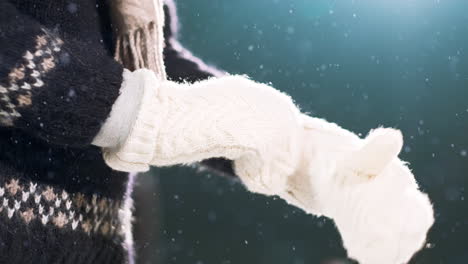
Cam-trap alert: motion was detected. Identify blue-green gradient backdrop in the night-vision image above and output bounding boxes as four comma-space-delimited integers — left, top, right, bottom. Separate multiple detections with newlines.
141, 0, 468, 263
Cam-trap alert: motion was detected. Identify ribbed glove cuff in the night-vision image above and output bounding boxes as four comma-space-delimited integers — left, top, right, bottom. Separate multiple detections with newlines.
93, 69, 160, 172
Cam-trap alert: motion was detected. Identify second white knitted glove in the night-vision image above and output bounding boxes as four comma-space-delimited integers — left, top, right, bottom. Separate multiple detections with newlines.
279, 115, 434, 264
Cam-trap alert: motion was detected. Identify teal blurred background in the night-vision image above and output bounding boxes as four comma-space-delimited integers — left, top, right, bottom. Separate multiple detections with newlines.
134, 0, 468, 263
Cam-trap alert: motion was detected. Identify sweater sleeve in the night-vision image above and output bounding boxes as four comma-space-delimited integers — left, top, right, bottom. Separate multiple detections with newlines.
0, 2, 123, 147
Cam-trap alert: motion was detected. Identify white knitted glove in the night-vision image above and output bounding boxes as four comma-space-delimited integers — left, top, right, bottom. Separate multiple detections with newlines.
98, 71, 303, 195
150, 75, 306, 195
94, 69, 434, 263
280, 115, 434, 264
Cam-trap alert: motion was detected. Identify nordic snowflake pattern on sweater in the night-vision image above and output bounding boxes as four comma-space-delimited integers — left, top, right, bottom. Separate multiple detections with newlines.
0, 178, 123, 237
0, 29, 63, 126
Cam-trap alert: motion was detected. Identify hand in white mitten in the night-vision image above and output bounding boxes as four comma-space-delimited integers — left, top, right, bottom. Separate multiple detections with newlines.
95, 69, 434, 264
280, 115, 434, 264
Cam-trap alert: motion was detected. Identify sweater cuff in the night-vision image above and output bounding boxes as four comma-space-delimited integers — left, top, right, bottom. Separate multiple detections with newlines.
92, 69, 160, 172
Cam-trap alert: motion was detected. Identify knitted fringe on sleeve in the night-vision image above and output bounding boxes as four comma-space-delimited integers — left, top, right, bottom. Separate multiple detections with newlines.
114, 22, 166, 79
111, 0, 167, 79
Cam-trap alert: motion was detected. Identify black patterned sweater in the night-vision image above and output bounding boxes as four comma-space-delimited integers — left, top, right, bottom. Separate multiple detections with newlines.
0, 0, 234, 263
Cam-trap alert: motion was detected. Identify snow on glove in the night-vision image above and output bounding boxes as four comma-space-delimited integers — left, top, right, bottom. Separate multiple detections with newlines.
94, 69, 434, 263
280, 115, 434, 264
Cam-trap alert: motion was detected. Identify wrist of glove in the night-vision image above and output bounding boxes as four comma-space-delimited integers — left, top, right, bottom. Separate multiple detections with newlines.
94, 69, 434, 264
93, 69, 161, 172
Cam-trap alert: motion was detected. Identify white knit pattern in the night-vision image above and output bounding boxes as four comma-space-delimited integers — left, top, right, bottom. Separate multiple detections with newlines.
150, 76, 303, 195
96, 73, 304, 195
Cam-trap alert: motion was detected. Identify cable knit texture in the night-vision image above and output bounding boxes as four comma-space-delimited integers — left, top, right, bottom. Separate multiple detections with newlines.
99, 74, 303, 195
152, 76, 303, 195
